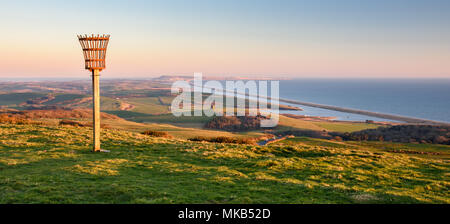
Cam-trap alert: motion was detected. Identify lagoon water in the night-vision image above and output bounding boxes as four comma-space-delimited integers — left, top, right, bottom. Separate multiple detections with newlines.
278, 79, 450, 123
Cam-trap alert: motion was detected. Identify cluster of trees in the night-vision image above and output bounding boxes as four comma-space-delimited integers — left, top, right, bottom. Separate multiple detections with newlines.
204, 115, 266, 131
334, 125, 450, 145
274, 125, 450, 145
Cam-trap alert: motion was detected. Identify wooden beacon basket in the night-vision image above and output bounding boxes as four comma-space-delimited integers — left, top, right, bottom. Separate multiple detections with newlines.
77, 34, 110, 71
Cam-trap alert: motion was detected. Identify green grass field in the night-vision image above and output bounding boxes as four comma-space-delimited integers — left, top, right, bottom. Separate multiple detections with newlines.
313, 121, 382, 133
43, 94, 86, 105
75, 96, 123, 111
121, 97, 170, 114
0, 93, 46, 106
277, 137, 450, 159
100, 117, 265, 139
0, 123, 448, 203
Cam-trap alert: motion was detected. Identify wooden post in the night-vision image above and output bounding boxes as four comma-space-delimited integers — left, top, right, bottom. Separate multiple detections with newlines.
92, 69, 101, 151
78, 34, 110, 152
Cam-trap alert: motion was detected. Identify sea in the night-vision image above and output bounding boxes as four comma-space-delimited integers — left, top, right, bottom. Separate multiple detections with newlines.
277, 79, 450, 123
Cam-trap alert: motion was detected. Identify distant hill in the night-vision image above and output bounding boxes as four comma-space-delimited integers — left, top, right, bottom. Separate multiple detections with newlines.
0, 108, 120, 120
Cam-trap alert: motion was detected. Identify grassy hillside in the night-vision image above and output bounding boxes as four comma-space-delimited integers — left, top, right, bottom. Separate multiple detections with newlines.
101, 117, 265, 139
43, 94, 86, 105
276, 137, 450, 160
0, 123, 448, 203
312, 121, 382, 133
122, 97, 170, 114
0, 93, 46, 106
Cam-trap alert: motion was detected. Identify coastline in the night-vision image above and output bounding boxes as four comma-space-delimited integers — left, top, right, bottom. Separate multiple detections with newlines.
277, 97, 450, 125
222, 87, 450, 125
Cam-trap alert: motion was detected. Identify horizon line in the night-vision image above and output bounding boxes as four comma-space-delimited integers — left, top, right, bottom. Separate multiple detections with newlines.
1, 76, 450, 82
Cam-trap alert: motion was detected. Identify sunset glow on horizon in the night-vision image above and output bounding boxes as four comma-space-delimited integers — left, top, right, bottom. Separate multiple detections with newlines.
1, 0, 449, 79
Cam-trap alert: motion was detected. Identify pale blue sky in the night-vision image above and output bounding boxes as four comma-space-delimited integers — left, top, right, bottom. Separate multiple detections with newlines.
1, 0, 449, 78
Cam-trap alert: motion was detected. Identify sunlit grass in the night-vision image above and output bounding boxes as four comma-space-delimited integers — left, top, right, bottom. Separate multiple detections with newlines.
0, 123, 448, 204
